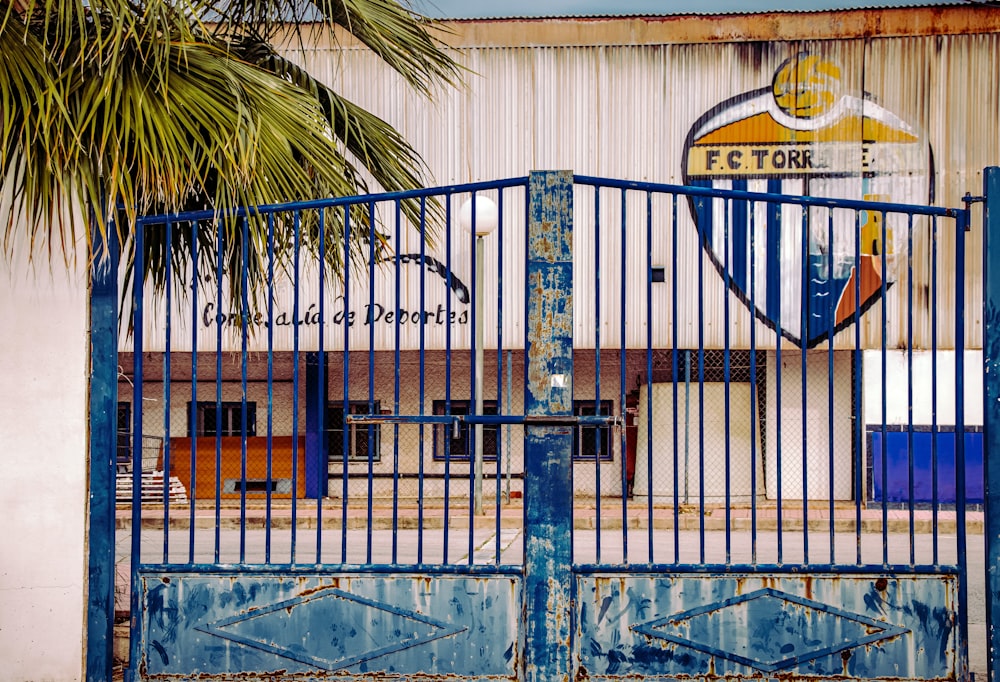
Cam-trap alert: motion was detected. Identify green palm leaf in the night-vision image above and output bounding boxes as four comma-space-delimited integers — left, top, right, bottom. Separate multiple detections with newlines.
1, 0, 461, 306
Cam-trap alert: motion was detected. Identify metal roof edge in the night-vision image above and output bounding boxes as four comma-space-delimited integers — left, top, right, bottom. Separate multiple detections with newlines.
422, 5, 1000, 48
427, 0, 995, 22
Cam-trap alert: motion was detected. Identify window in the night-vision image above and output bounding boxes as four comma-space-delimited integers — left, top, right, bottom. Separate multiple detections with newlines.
433, 399, 498, 462
117, 402, 131, 472
574, 400, 613, 461
188, 401, 257, 437
328, 401, 381, 462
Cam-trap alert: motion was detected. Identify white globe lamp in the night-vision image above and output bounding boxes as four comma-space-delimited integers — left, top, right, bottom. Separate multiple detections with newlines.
459, 196, 499, 236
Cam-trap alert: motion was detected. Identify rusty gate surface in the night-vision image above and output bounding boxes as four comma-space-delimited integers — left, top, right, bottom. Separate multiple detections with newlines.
86, 170, 993, 681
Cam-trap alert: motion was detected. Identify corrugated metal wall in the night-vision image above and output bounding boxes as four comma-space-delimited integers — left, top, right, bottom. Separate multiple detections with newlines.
297, 26, 997, 352
129, 16, 1000, 352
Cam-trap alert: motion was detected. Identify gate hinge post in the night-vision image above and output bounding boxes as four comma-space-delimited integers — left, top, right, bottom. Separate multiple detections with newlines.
85, 213, 120, 682
983, 166, 1000, 682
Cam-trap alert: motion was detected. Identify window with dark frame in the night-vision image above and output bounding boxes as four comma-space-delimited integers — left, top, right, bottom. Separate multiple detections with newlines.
117, 402, 131, 472
432, 399, 499, 462
187, 401, 257, 437
574, 400, 613, 461
328, 401, 382, 462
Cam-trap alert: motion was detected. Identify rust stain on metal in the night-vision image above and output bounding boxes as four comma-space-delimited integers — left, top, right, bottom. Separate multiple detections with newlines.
526, 275, 572, 406
601, 672, 955, 682
841, 648, 853, 676
439, 6, 1000, 49
145, 672, 514, 681
295, 581, 339, 599
531, 222, 558, 261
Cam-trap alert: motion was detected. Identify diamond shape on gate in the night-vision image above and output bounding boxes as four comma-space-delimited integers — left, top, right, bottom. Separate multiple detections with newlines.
632, 587, 908, 672
197, 586, 466, 671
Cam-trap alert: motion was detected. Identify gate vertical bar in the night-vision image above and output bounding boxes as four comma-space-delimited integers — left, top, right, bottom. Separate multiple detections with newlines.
956, 203, 970, 682
85, 219, 118, 682
523, 170, 574, 682
126, 222, 145, 682
983, 165, 1000, 682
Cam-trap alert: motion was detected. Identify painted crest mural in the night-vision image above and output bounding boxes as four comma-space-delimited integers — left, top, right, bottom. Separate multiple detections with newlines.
683, 53, 933, 347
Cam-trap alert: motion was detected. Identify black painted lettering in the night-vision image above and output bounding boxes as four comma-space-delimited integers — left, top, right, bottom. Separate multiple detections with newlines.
302, 304, 317, 325
861, 145, 873, 169
365, 303, 384, 325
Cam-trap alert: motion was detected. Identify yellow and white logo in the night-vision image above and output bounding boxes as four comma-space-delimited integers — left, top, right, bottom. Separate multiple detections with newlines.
686, 54, 927, 180
682, 52, 933, 347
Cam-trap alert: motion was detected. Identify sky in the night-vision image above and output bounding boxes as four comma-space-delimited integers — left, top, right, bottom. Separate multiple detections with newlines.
411, 0, 968, 19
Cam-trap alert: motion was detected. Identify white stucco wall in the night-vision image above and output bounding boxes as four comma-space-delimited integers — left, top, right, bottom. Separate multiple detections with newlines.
863, 350, 983, 426
0, 251, 87, 681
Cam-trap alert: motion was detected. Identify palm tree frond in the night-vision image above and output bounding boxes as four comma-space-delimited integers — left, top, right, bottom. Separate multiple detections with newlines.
248, 44, 441, 235
317, 0, 462, 96
1, 0, 460, 310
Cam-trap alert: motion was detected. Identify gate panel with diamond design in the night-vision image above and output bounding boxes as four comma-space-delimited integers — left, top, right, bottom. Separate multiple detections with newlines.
142, 573, 520, 677
578, 575, 955, 679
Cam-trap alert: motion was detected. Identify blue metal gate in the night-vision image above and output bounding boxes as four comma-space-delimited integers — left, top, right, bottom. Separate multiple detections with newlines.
87, 169, 990, 681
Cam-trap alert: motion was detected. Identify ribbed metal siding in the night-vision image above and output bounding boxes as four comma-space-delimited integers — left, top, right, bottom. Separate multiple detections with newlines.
313, 33, 997, 351
126, 31, 998, 352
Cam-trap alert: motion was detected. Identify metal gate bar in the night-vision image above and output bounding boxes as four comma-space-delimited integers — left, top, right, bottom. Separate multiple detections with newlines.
983, 166, 1000, 682
573, 174, 969, 569
126, 177, 532, 561
92, 169, 994, 681
86, 220, 120, 682
570, 175, 972, 680
118, 178, 535, 680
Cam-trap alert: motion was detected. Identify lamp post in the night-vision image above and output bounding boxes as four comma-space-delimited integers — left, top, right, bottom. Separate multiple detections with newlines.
459, 195, 498, 516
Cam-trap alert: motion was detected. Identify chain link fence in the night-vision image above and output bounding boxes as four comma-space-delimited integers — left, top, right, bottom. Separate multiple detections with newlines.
119, 347, 856, 507
631, 348, 856, 504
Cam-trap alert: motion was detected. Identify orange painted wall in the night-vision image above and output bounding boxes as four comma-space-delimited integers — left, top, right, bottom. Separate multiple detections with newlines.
166, 436, 307, 500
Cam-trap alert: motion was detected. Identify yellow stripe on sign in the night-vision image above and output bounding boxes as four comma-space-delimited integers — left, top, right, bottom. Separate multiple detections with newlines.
693, 113, 918, 146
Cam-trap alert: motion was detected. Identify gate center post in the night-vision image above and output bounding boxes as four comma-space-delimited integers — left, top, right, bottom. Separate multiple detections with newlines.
523, 170, 575, 681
